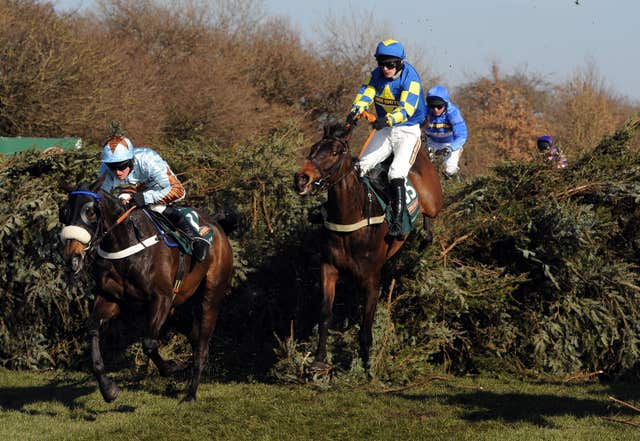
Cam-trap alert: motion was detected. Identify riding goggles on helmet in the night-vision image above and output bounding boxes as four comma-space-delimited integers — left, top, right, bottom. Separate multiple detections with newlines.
107, 159, 133, 172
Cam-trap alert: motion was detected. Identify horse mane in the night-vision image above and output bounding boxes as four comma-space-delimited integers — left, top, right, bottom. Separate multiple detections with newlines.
76, 177, 126, 218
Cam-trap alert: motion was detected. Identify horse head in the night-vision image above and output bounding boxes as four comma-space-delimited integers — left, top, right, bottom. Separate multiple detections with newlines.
294, 123, 354, 195
59, 178, 125, 274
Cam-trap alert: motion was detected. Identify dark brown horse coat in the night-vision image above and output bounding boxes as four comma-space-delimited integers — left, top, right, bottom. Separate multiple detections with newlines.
294, 123, 442, 371
60, 180, 233, 403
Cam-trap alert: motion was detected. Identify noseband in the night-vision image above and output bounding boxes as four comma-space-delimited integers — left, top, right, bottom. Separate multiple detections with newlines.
307, 136, 355, 190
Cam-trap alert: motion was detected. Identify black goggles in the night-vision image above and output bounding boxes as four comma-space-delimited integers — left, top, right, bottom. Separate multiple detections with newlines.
428, 103, 445, 110
107, 160, 132, 172
378, 60, 400, 70
537, 141, 551, 151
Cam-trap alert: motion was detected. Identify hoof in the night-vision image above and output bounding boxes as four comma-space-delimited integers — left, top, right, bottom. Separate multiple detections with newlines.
179, 394, 196, 404
100, 382, 121, 403
418, 235, 433, 251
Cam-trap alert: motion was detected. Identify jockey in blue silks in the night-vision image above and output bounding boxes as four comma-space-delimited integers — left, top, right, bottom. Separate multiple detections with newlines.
98, 136, 210, 261
423, 85, 468, 177
537, 135, 567, 169
347, 39, 427, 237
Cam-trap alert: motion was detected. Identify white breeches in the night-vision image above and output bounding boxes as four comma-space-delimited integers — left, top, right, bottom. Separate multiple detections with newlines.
428, 141, 463, 176
358, 124, 421, 180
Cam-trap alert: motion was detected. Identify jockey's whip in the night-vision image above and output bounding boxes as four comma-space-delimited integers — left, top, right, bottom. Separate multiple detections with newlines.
357, 110, 378, 158
116, 205, 136, 225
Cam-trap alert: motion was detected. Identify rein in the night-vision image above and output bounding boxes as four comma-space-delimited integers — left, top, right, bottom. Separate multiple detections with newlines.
70, 190, 139, 253
308, 136, 356, 191
306, 135, 384, 232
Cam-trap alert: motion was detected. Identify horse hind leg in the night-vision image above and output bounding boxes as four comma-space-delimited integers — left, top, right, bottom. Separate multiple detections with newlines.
89, 296, 121, 402
182, 291, 223, 403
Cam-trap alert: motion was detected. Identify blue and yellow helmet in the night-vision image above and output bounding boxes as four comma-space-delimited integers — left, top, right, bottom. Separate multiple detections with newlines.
101, 136, 134, 163
374, 39, 406, 60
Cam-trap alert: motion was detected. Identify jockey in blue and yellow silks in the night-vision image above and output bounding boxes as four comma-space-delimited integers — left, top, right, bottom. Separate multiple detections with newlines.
347, 39, 427, 237
98, 135, 210, 261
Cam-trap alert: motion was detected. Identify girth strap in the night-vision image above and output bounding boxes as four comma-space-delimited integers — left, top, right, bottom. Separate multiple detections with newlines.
173, 253, 186, 295
324, 215, 386, 232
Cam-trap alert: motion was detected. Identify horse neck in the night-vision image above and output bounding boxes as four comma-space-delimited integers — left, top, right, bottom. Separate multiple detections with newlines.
325, 156, 365, 223
99, 195, 153, 249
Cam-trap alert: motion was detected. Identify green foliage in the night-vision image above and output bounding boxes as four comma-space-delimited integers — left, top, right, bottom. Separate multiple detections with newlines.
0, 149, 96, 368
2, 0, 640, 389
0, 125, 323, 377
3, 117, 640, 383
387, 116, 640, 377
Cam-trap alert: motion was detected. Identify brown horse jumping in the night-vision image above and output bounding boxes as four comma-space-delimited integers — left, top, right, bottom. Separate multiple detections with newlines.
59, 180, 233, 403
294, 123, 442, 372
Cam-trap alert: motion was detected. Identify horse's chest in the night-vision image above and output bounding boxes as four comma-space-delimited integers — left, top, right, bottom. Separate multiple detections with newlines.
325, 234, 382, 271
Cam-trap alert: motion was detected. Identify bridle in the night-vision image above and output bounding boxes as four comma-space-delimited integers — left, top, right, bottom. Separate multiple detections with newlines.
307, 136, 356, 191
67, 190, 135, 253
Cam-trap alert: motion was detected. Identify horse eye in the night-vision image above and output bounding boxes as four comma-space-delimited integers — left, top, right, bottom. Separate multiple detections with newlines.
81, 202, 97, 225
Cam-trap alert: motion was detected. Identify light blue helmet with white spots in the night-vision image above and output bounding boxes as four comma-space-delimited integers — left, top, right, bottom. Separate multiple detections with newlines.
101, 136, 134, 163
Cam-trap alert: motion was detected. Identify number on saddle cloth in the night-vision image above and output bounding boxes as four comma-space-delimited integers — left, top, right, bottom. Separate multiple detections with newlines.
361, 160, 420, 235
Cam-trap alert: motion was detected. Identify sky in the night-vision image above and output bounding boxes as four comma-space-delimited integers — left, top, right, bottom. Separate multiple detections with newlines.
56, 0, 640, 102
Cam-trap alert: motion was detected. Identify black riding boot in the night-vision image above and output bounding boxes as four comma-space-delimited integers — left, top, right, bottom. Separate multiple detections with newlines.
388, 178, 406, 237
163, 206, 209, 262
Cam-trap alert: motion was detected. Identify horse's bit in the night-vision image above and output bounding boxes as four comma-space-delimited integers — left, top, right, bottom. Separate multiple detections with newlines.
307, 136, 355, 191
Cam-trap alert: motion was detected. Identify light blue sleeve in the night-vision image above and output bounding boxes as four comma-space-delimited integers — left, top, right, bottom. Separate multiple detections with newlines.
138, 151, 174, 204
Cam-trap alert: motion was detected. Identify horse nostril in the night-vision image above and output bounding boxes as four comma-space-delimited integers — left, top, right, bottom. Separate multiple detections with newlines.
295, 173, 309, 186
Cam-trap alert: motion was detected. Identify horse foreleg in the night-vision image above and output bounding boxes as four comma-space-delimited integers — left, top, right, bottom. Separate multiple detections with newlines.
182, 291, 222, 403
312, 263, 338, 371
89, 296, 121, 402
142, 294, 175, 377
359, 275, 380, 375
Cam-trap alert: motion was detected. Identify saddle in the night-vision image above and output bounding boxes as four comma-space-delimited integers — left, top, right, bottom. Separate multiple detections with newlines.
146, 207, 215, 256
361, 157, 420, 235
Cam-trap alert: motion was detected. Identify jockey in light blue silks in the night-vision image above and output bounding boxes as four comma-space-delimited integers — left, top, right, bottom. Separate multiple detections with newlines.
424, 85, 468, 177
98, 136, 210, 261
347, 39, 427, 237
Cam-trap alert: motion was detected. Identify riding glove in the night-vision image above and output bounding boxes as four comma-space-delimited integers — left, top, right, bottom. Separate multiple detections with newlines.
372, 118, 389, 130
435, 147, 452, 157
345, 112, 358, 126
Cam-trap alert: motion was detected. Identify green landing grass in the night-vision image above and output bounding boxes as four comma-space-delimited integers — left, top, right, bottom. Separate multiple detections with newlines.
0, 368, 637, 441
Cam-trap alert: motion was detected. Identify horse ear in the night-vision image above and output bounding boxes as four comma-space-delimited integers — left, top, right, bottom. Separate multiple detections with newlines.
90, 174, 106, 193
332, 123, 353, 142
339, 123, 353, 141
59, 182, 74, 193
323, 123, 353, 141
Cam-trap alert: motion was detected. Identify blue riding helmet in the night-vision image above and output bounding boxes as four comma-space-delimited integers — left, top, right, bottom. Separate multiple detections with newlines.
374, 39, 406, 60
537, 135, 553, 151
101, 136, 134, 163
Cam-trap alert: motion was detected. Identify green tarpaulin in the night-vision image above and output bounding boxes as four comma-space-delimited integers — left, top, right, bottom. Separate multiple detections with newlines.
0, 137, 82, 155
